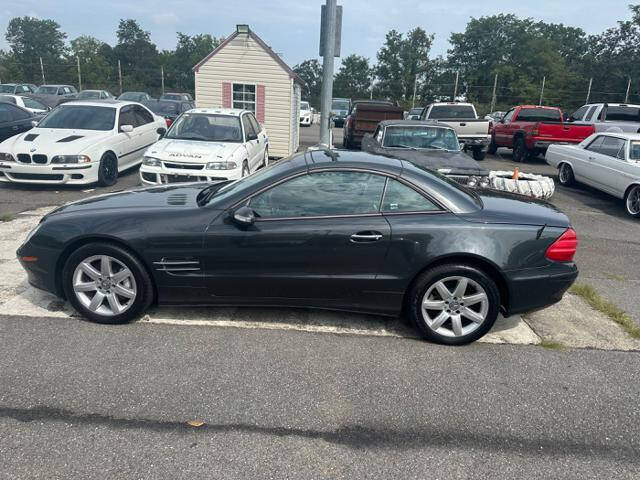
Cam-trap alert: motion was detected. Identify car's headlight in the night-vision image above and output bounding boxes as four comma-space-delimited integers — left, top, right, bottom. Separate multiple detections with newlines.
467, 176, 479, 188
206, 161, 238, 170
142, 156, 161, 167
51, 155, 91, 164
0, 152, 15, 162
479, 176, 490, 188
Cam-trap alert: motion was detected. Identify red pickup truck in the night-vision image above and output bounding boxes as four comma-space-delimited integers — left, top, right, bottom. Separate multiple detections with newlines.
488, 105, 595, 162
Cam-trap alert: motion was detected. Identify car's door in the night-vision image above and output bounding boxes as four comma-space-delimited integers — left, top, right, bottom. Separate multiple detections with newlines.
202, 170, 391, 304
133, 105, 159, 152
583, 135, 629, 195
494, 108, 514, 146
247, 113, 267, 159
241, 113, 260, 171
113, 105, 140, 165
573, 135, 604, 184
0, 104, 32, 141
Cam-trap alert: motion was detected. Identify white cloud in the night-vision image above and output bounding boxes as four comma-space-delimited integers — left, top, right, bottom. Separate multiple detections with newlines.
152, 12, 179, 26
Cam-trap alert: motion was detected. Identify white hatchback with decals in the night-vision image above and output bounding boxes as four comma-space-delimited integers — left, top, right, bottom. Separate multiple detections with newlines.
139, 108, 269, 185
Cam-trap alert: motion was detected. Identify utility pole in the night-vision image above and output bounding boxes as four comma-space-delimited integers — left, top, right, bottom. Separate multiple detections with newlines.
412, 74, 418, 108
161, 66, 165, 95
625, 77, 631, 103
586, 78, 593, 104
539, 76, 546, 106
117, 59, 123, 95
76, 56, 82, 91
39, 57, 45, 84
489, 73, 498, 113
453, 71, 459, 101
319, 0, 338, 147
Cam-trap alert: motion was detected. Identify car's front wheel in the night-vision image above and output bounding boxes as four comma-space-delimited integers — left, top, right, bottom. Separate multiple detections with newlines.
407, 264, 500, 345
97, 152, 118, 187
62, 243, 154, 324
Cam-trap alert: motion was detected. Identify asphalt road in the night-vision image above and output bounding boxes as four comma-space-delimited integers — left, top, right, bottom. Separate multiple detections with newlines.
1, 315, 639, 479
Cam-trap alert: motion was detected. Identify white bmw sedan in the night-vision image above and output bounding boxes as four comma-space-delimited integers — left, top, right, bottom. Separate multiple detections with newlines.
139, 108, 268, 185
0, 100, 166, 186
546, 132, 640, 217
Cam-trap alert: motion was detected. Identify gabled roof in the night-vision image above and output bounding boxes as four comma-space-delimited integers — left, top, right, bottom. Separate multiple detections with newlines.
192, 29, 304, 86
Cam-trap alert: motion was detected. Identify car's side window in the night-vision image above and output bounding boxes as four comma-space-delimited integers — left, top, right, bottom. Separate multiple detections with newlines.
381, 178, 440, 213
585, 106, 598, 122
0, 104, 13, 123
133, 106, 154, 126
600, 136, 627, 160
249, 171, 387, 219
248, 114, 261, 134
586, 136, 605, 154
242, 114, 256, 141
23, 98, 45, 110
502, 109, 515, 123
8, 105, 31, 121
118, 106, 136, 129
374, 127, 383, 143
571, 106, 589, 121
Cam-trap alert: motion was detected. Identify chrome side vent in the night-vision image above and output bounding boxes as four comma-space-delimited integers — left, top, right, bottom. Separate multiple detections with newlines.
167, 193, 188, 206
153, 257, 201, 276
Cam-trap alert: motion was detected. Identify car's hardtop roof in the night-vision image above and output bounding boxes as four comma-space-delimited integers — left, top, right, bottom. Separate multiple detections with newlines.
79, 89, 106, 93
39, 84, 74, 88
184, 108, 246, 117
584, 103, 640, 108
516, 105, 561, 110
1, 83, 18, 86
306, 149, 403, 173
593, 132, 640, 140
58, 99, 136, 107
377, 119, 454, 129
163, 92, 190, 95
353, 99, 394, 105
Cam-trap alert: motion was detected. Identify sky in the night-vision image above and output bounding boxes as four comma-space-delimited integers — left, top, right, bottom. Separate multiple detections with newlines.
0, 0, 634, 67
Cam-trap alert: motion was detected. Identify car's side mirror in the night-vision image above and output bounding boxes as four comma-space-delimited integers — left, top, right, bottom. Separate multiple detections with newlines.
247, 132, 258, 141
232, 206, 255, 226
31, 120, 39, 127
120, 124, 134, 133
156, 127, 166, 138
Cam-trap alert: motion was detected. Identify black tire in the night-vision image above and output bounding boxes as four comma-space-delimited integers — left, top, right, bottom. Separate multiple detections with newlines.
97, 152, 118, 187
241, 160, 250, 177
62, 242, 154, 324
487, 137, 497, 155
407, 264, 500, 345
262, 148, 269, 168
558, 163, 575, 186
512, 137, 530, 163
624, 185, 640, 218
472, 147, 486, 161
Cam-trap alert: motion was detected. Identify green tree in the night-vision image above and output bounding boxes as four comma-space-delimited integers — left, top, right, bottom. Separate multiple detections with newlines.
69, 36, 116, 91
293, 59, 323, 108
163, 33, 222, 93
5, 16, 67, 83
113, 19, 160, 94
333, 55, 372, 100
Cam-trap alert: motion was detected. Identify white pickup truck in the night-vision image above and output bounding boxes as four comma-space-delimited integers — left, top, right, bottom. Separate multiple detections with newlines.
420, 102, 491, 160
570, 103, 640, 133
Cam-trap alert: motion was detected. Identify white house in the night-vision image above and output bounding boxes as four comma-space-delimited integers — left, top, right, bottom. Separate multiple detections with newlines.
193, 25, 304, 158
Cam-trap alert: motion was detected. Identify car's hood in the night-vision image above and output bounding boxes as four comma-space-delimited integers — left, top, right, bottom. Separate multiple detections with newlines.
461, 189, 570, 228
45, 183, 210, 218
361, 134, 489, 176
145, 138, 243, 163
2, 128, 111, 155
300, 109, 312, 115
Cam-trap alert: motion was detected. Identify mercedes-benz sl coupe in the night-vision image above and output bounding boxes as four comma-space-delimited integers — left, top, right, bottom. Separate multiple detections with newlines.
17, 150, 578, 344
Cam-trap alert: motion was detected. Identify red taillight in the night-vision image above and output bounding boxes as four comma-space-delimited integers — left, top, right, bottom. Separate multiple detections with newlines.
165, 118, 173, 127
546, 228, 578, 262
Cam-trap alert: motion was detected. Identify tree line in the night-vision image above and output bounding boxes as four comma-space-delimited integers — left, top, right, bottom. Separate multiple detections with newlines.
295, 4, 640, 113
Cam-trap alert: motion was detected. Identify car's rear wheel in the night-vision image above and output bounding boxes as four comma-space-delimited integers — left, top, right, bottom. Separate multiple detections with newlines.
62, 243, 154, 324
472, 146, 486, 161
512, 137, 529, 162
487, 137, 497, 155
241, 160, 250, 177
97, 152, 118, 187
407, 264, 500, 345
558, 163, 574, 186
263, 148, 269, 168
624, 185, 640, 218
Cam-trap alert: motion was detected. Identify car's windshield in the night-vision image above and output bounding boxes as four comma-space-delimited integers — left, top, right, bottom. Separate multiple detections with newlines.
37, 105, 116, 130
409, 108, 423, 115
428, 105, 476, 119
606, 106, 640, 122
119, 92, 144, 101
0, 85, 15, 93
162, 94, 182, 101
332, 100, 349, 111
77, 91, 101, 99
630, 141, 640, 160
165, 113, 242, 142
145, 101, 179, 115
36, 86, 59, 94
383, 126, 460, 151
300, 102, 310, 110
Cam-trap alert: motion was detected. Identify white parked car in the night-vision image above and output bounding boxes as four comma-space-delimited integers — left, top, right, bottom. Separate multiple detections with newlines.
139, 108, 269, 185
546, 132, 640, 217
300, 101, 313, 126
0, 94, 49, 115
0, 100, 166, 186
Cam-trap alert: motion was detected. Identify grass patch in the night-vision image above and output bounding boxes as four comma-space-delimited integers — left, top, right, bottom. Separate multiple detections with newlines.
605, 273, 627, 282
540, 339, 565, 350
570, 283, 640, 339
0, 213, 16, 222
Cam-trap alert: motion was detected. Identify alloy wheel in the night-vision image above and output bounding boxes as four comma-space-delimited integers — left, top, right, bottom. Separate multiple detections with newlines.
421, 276, 489, 338
559, 164, 571, 184
263, 150, 269, 167
102, 156, 117, 182
72, 255, 137, 317
626, 186, 640, 215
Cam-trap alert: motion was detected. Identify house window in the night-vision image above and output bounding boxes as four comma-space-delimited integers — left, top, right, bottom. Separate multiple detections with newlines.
232, 83, 256, 112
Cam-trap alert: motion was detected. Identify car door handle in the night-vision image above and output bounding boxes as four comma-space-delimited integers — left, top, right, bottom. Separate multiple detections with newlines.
350, 232, 383, 242
11, 126, 19, 131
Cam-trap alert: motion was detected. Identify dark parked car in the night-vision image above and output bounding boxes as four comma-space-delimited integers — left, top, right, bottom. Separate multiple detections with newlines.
160, 92, 193, 101
17, 150, 578, 345
117, 92, 153, 102
0, 102, 39, 142
142, 99, 193, 127
361, 120, 490, 187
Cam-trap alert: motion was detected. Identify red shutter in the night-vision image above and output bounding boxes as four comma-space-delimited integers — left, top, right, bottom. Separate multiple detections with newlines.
256, 84, 265, 123
222, 82, 231, 108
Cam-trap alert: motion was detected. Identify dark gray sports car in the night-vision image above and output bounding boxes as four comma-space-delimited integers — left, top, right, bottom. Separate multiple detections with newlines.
362, 120, 490, 187
17, 149, 578, 345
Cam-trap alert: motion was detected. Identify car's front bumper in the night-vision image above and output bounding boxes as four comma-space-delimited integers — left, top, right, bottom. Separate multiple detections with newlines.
140, 164, 242, 185
504, 263, 578, 316
0, 162, 99, 185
